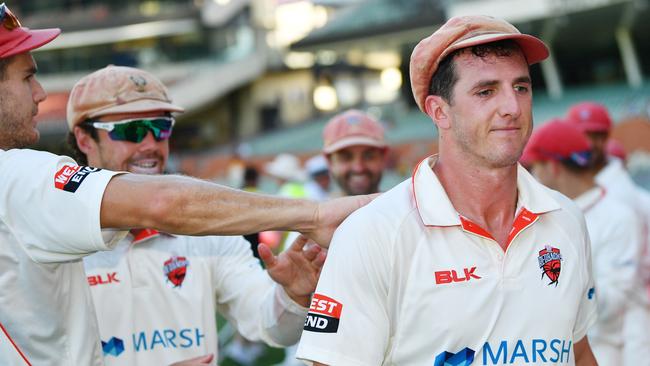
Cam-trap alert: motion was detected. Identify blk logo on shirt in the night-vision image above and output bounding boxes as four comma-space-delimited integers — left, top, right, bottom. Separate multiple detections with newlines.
87, 272, 120, 286
435, 267, 481, 284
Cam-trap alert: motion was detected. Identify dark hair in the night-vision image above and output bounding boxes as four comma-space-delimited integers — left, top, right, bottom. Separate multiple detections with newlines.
428, 39, 524, 104
0, 56, 15, 81
66, 121, 98, 166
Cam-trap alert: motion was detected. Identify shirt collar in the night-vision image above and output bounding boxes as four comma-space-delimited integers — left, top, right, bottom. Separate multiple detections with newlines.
412, 155, 561, 227
574, 185, 606, 213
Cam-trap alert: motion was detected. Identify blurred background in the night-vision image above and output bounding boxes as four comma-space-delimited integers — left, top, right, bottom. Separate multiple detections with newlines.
18, 0, 650, 364
21, 0, 650, 192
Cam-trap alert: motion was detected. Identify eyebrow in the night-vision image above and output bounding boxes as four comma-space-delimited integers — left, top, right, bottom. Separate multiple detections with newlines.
471, 76, 532, 90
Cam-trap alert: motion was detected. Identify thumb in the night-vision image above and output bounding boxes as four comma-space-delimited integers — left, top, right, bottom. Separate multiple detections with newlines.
258, 243, 277, 269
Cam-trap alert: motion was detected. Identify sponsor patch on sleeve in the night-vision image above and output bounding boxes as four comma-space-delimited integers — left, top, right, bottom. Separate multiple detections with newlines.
303, 293, 342, 333
54, 165, 101, 193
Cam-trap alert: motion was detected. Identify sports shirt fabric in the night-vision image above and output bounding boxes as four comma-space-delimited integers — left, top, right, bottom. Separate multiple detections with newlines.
84, 231, 308, 365
297, 156, 597, 366
0, 148, 126, 366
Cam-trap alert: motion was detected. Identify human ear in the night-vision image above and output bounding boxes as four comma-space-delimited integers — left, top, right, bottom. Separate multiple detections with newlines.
73, 126, 97, 155
424, 95, 451, 129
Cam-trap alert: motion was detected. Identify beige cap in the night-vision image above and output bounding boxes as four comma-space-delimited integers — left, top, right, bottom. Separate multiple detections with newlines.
322, 109, 387, 154
66, 65, 184, 129
409, 15, 549, 112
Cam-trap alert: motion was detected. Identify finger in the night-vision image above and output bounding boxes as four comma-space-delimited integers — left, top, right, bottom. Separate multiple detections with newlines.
258, 243, 277, 269
313, 250, 327, 268
303, 243, 321, 262
289, 234, 309, 252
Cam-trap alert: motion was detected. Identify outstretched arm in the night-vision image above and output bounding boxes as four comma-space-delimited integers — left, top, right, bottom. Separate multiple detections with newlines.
100, 173, 374, 247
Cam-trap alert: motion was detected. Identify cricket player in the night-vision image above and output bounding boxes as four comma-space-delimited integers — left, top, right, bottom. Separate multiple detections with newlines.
296, 15, 598, 365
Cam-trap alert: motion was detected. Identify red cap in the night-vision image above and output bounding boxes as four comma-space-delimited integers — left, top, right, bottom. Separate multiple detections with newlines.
606, 139, 627, 161
0, 4, 60, 59
322, 109, 386, 154
409, 15, 549, 112
520, 119, 592, 167
565, 102, 612, 133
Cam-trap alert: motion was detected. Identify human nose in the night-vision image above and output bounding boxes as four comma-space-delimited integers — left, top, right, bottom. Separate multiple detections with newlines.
137, 130, 158, 149
498, 89, 522, 119
32, 78, 47, 104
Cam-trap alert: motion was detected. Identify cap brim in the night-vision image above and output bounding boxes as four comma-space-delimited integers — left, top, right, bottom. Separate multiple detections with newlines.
87, 99, 185, 119
2, 28, 61, 58
446, 32, 549, 65
519, 148, 543, 166
571, 122, 610, 133
323, 136, 387, 154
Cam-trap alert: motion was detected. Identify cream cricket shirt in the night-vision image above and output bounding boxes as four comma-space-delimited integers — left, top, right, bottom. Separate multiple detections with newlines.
84, 230, 308, 366
575, 186, 640, 364
0, 149, 126, 366
297, 156, 597, 366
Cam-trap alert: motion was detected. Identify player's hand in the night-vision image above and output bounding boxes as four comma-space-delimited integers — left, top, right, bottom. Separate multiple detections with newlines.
169, 353, 214, 365
304, 194, 378, 248
259, 235, 326, 307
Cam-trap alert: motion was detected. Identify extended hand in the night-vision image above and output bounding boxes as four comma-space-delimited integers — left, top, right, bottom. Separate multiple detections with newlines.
259, 235, 326, 307
304, 193, 378, 248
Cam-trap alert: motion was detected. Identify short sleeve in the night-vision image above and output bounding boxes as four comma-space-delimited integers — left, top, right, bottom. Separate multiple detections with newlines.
0, 149, 126, 263
296, 209, 391, 366
573, 218, 598, 341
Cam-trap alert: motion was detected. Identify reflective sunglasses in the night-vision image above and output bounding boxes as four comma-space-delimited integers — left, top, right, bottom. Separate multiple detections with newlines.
0, 4, 22, 30
84, 117, 175, 143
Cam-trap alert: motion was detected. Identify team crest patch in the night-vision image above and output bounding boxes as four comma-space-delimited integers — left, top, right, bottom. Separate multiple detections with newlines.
538, 245, 562, 286
163, 256, 189, 287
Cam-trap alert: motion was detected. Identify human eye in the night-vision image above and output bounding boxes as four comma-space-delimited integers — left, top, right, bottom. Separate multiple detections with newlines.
514, 84, 530, 94
475, 89, 493, 97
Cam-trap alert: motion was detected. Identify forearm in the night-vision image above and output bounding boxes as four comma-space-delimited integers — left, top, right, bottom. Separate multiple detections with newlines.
100, 173, 317, 235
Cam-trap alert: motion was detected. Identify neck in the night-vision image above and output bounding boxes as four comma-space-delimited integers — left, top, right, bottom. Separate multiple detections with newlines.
433, 152, 518, 248
556, 171, 596, 199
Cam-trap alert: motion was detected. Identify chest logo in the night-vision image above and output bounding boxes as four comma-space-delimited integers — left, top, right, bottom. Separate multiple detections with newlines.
538, 245, 562, 286
163, 256, 189, 288
435, 267, 481, 285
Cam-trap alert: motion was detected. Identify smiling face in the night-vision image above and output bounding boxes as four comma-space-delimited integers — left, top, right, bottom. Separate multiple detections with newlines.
80, 111, 169, 174
327, 145, 387, 195
0, 53, 47, 149
433, 48, 533, 169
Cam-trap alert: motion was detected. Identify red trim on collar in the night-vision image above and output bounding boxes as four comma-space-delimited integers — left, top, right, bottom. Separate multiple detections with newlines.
459, 208, 539, 250
459, 215, 495, 241
130, 228, 160, 244
506, 208, 539, 247
411, 156, 429, 226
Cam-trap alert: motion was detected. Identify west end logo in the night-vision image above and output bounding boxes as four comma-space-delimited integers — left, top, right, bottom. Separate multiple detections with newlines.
163, 256, 189, 287
538, 245, 562, 286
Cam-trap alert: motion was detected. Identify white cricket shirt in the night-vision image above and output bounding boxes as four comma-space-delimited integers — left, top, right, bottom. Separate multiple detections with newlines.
0, 149, 126, 366
297, 156, 597, 366
575, 186, 639, 364
84, 229, 308, 365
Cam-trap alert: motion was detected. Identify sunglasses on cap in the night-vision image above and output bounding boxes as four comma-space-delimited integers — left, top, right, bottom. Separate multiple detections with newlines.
84, 117, 175, 143
0, 4, 21, 30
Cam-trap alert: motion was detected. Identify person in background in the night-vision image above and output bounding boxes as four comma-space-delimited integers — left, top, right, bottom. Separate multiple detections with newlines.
322, 109, 388, 196
521, 119, 641, 365
265, 153, 308, 198
304, 155, 331, 201
566, 102, 650, 365
67, 65, 325, 366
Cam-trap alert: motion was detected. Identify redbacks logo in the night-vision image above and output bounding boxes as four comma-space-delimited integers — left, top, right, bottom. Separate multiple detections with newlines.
163, 256, 189, 287
538, 245, 562, 286
304, 294, 342, 333
54, 165, 101, 193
